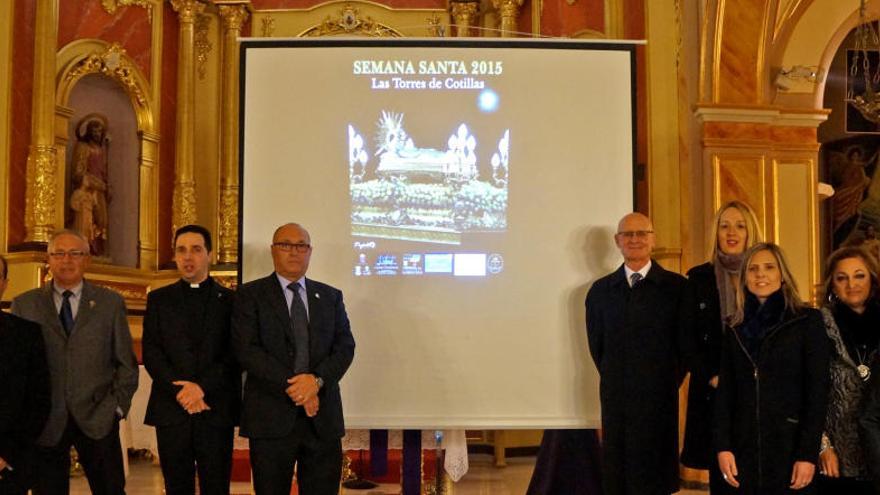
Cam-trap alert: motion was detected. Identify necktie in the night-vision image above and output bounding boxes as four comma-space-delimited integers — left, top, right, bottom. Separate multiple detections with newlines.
288, 282, 310, 373
630, 272, 643, 287
59, 290, 75, 336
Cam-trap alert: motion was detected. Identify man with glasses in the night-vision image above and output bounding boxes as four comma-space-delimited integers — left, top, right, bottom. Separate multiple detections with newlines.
585, 213, 692, 495
11, 229, 138, 494
142, 225, 240, 494
232, 222, 355, 494
0, 254, 51, 495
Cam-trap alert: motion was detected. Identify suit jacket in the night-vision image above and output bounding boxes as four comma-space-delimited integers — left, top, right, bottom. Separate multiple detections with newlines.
11, 280, 139, 446
0, 312, 50, 474
585, 260, 692, 495
232, 273, 355, 440
142, 278, 240, 429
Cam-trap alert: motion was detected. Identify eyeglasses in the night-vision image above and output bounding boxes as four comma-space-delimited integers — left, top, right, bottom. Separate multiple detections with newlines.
272, 242, 311, 253
616, 230, 654, 239
48, 250, 87, 259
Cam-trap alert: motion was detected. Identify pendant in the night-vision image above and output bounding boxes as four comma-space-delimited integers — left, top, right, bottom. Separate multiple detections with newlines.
858, 364, 871, 381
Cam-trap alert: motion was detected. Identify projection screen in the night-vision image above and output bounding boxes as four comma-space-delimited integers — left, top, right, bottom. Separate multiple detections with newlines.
239, 39, 637, 429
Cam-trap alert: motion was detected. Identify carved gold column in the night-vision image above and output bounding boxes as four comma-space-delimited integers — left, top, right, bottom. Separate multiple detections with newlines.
170, 0, 204, 234
24, 0, 60, 243
492, 0, 523, 37
217, 3, 249, 264
450, 1, 479, 37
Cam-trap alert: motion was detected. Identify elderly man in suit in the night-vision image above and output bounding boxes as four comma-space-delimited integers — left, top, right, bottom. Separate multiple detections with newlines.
0, 254, 51, 495
142, 224, 239, 495
12, 229, 138, 495
585, 213, 692, 495
233, 222, 355, 495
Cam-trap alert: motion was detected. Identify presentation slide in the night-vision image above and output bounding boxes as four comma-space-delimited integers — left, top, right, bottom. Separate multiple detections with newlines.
240, 39, 636, 428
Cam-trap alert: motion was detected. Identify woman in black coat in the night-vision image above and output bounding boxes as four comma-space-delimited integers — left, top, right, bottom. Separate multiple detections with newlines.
682, 200, 761, 492
818, 246, 880, 494
715, 243, 831, 494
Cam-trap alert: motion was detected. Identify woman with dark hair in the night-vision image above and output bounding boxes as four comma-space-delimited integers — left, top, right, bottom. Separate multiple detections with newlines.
816, 246, 880, 494
715, 243, 831, 494
682, 200, 762, 492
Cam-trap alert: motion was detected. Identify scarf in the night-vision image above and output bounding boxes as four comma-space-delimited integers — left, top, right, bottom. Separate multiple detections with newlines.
714, 251, 745, 323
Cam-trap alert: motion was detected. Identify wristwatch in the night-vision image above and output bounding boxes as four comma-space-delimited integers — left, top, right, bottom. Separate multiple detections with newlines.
315, 376, 324, 390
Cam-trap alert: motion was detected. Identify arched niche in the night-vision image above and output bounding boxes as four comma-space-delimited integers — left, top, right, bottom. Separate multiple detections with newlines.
55, 40, 159, 270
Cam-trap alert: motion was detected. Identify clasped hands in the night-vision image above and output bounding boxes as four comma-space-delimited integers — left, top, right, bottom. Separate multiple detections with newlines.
718, 451, 815, 490
286, 373, 320, 417
173, 380, 210, 414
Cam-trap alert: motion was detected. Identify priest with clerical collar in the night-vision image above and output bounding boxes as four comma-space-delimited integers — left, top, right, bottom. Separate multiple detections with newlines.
142, 225, 240, 495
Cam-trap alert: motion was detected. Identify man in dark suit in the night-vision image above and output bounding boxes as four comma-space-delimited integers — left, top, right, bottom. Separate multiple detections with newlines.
11, 230, 139, 495
143, 225, 240, 495
585, 213, 691, 495
233, 222, 355, 495
0, 254, 51, 495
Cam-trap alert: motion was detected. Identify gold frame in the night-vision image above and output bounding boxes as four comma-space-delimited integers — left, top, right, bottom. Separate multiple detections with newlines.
54, 39, 160, 270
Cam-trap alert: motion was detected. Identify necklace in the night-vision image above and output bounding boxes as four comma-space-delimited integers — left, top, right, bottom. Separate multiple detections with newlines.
855, 344, 872, 381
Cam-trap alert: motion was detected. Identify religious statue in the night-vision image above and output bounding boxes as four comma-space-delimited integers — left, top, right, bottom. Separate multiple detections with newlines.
69, 114, 110, 256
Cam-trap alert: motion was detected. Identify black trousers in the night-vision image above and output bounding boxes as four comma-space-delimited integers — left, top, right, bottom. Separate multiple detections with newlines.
32, 415, 125, 495
249, 415, 342, 495
155, 419, 234, 495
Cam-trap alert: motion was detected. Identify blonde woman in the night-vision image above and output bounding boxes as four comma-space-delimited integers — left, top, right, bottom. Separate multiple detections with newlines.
715, 243, 830, 494
681, 200, 761, 493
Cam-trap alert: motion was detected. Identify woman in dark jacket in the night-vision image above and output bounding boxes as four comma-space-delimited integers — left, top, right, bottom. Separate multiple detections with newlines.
715, 243, 831, 494
682, 200, 761, 492
818, 246, 880, 494
859, 367, 880, 492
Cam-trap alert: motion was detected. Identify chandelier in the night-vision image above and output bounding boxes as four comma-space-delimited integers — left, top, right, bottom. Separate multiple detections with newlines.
847, 0, 880, 123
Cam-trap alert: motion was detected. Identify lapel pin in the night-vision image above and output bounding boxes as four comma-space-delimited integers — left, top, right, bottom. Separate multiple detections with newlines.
89, 300, 96, 308
315, 293, 320, 299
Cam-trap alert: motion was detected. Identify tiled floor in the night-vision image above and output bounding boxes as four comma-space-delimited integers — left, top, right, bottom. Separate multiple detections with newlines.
69, 454, 709, 494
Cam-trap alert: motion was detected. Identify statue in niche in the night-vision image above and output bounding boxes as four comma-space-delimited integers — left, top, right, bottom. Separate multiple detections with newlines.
69, 114, 110, 256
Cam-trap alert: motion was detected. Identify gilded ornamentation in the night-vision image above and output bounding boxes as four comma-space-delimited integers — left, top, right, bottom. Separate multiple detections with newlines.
170, 0, 204, 24
450, 2, 479, 37
195, 14, 213, 81
63, 43, 148, 107
217, 185, 239, 263
212, 274, 238, 290
219, 5, 249, 31
492, 0, 523, 35
305, 5, 400, 37
24, 145, 58, 243
261, 15, 276, 37
171, 180, 198, 235
101, 0, 154, 22
91, 282, 148, 301
426, 14, 445, 37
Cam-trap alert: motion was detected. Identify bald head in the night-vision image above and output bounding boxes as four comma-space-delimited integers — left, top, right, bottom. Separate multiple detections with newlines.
614, 212, 655, 270
271, 223, 312, 280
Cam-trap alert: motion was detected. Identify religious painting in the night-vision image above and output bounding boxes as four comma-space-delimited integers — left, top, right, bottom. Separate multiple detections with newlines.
825, 137, 880, 261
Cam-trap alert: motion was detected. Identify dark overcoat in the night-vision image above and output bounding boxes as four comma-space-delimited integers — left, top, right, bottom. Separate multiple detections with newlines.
681, 262, 724, 468
714, 308, 830, 495
586, 260, 692, 495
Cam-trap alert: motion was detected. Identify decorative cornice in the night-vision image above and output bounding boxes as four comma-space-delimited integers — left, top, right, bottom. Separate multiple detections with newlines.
304, 4, 400, 37
694, 105, 830, 127
63, 43, 148, 107
101, 0, 154, 22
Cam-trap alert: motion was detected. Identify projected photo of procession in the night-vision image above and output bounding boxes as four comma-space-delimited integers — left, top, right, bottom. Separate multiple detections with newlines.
348, 110, 510, 246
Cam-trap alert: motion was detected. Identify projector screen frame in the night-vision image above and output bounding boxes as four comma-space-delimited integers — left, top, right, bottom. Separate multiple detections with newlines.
236, 38, 640, 429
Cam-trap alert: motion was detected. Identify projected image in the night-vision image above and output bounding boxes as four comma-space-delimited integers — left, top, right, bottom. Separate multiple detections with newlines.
348, 111, 510, 246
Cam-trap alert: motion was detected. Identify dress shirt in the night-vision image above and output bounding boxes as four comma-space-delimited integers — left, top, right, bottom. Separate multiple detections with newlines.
624, 260, 652, 287
52, 281, 84, 319
275, 273, 309, 320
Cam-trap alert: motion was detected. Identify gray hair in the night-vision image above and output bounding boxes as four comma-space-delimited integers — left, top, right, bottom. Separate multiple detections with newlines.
48, 229, 90, 254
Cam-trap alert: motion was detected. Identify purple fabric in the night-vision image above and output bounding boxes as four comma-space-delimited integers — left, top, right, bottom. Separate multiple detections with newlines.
526, 429, 603, 495
369, 429, 388, 476
402, 430, 422, 495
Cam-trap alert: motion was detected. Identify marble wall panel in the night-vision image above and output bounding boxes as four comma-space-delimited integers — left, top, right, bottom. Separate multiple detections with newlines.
8, 0, 37, 247
159, 3, 179, 265
713, 154, 767, 234
58, 0, 153, 78
717, 0, 763, 104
